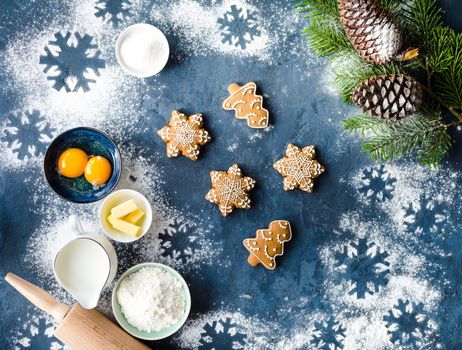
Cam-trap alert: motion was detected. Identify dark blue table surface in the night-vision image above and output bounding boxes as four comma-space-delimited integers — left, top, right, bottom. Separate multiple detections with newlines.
1, 0, 462, 349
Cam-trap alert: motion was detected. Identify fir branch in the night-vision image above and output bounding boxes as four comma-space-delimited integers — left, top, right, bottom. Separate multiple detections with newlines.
426, 28, 462, 110
343, 114, 383, 136
296, 0, 338, 17
398, 0, 443, 49
333, 54, 402, 102
298, 0, 350, 57
360, 111, 451, 168
302, 21, 350, 57
297, 0, 460, 167
417, 125, 452, 168
377, 0, 400, 14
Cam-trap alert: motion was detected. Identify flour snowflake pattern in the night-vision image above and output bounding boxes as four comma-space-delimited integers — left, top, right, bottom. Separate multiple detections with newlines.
383, 299, 432, 347
198, 317, 247, 349
403, 193, 447, 235
12, 313, 64, 350
94, 0, 131, 27
160, 218, 198, 263
39, 31, 105, 92
309, 317, 346, 350
1, 110, 55, 160
358, 165, 396, 203
334, 238, 390, 299
217, 5, 261, 49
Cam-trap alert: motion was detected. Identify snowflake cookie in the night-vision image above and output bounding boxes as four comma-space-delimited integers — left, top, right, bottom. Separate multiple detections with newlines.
205, 164, 255, 216
243, 220, 292, 270
157, 110, 211, 161
273, 144, 325, 192
222, 82, 269, 128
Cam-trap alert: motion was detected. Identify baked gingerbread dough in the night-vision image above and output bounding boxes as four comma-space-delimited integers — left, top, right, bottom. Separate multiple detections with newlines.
222, 82, 269, 129
205, 164, 255, 216
273, 144, 325, 192
157, 110, 211, 161
243, 220, 292, 270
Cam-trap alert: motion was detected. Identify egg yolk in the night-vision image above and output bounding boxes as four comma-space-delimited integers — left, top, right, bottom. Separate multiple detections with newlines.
58, 148, 88, 178
84, 156, 112, 185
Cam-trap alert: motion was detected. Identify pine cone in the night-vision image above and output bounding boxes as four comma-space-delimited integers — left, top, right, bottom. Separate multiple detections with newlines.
351, 74, 423, 120
338, 0, 402, 65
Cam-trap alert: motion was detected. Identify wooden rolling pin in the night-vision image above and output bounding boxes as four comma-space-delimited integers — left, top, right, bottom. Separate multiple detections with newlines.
5, 273, 151, 350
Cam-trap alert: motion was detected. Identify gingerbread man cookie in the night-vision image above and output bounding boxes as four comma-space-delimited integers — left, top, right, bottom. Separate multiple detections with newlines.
205, 164, 255, 216
273, 144, 325, 192
157, 110, 211, 161
222, 82, 269, 129
243, 220, 292, 270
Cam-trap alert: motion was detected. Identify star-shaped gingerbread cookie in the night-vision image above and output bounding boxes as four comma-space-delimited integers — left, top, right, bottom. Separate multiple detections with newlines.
157, 110, 211, 161
205, 164, 256, 216
273, 144, 325, 192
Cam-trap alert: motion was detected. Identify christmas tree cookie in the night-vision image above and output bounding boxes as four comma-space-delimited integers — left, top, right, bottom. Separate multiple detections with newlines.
157, 110, 211, 160
222, 82, 269, 129
243, 220, 292, 270
273, 144, 325, 192
205, 164, 255, 216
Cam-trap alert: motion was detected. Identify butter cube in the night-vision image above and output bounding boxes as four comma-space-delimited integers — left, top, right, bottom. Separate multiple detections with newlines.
108, 215, 141, 237
124, 208, 145, 225
111, 199, 138, 219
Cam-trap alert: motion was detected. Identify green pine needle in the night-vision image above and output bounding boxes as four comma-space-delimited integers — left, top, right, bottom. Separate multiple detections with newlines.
333, 54, 402, 102
344, 108, 451, 168
297, 0, 462, 168
298, 0, 350, 57
427, 27, 462, 110
342, 114, 383, 135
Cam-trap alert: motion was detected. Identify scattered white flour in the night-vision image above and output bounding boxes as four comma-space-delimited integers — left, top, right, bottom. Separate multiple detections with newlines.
320, 61, 339, 97
317, 213, 442, 349
3, 1, 457, 349
12, 312, 69, 350
174, 309, 273, 349
13, 150, 222, 348
226, 142, 239, 152
117, 266, 185, 332
151, 0, 307, 63
349, 162, 460, 252
0, 0, 143, 170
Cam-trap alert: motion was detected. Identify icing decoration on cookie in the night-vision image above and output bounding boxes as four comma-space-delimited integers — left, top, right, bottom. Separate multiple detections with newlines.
205, 164, 256, 216
157, 110, 211, 161
243, 220, 292, 270
222, 82, 269, 129
273, 144, 325, 192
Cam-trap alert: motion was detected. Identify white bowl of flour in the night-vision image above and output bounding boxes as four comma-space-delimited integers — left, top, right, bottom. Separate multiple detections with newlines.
116, 23, 169, 78
112, 263, 191, 340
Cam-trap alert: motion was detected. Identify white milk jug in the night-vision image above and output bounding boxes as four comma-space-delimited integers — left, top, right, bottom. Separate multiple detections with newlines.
53, 215, 118, 309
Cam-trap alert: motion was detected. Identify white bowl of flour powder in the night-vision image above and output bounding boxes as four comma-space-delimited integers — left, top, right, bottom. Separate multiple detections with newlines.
112, 262, 191, 340
116, 23, 169, 78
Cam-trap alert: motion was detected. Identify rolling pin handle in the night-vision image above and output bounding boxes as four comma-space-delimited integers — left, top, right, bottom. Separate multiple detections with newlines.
5, 272, 70, 323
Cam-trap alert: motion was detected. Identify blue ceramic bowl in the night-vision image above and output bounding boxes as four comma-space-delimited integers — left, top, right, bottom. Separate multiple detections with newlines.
44, 127, 122, 203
